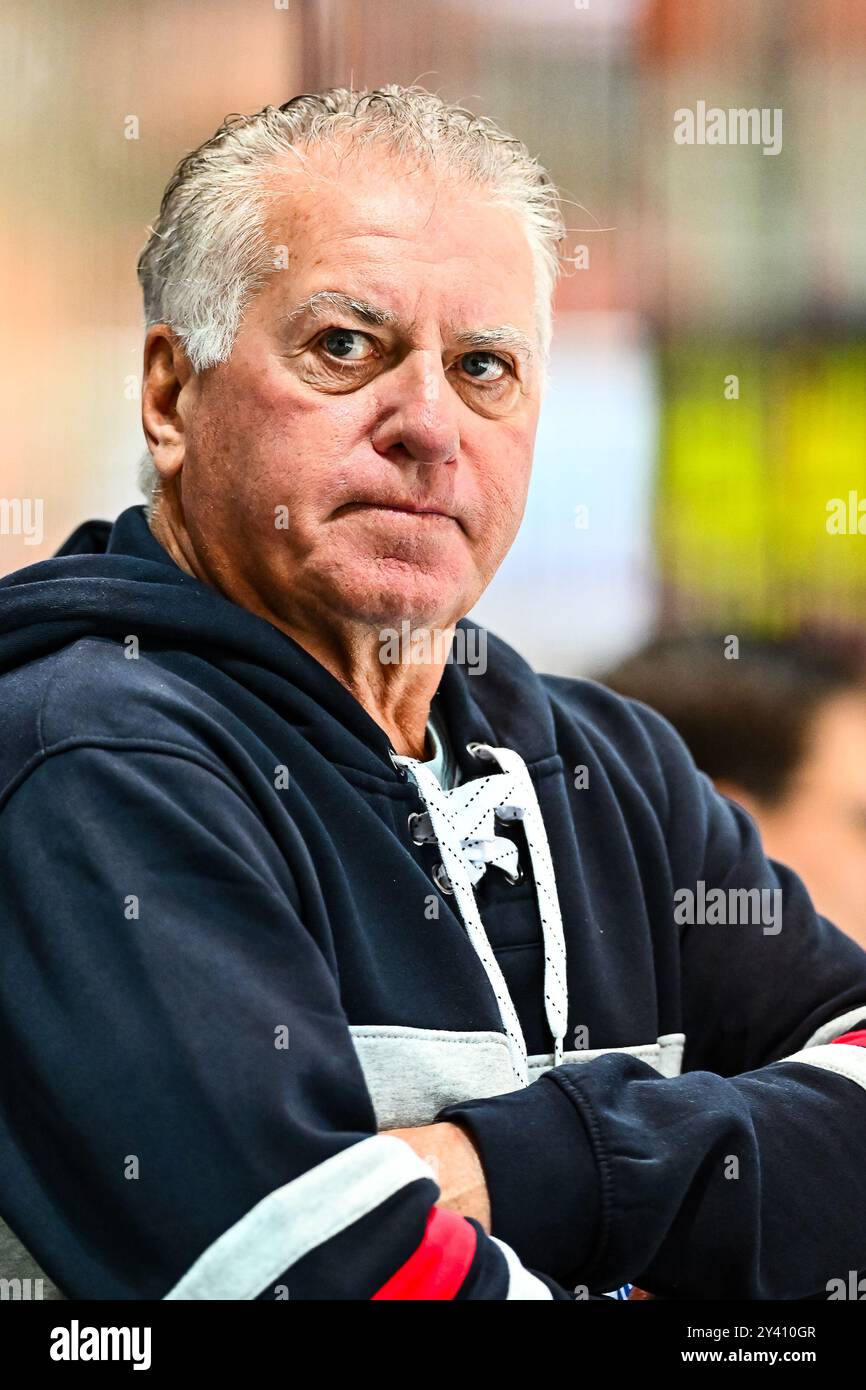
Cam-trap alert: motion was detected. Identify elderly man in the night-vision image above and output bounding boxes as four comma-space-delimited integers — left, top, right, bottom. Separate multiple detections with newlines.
1, 86, 865, 1303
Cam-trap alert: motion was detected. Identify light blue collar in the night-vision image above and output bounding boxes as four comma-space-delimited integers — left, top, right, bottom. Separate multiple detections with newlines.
422, 705, 460, 789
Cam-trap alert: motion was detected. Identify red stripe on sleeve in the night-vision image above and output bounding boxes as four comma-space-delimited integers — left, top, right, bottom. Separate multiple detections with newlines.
371, 1206, 477, 1300
830, 1029, 866, 1048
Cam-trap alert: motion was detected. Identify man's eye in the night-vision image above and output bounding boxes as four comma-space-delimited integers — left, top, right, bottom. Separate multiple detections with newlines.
319, 328, 375, 362
459, 351, 510, 383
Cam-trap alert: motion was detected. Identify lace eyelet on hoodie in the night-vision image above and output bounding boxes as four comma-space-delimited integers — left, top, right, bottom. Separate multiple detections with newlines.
432, 862, 454, 895
407, 810, 436, 846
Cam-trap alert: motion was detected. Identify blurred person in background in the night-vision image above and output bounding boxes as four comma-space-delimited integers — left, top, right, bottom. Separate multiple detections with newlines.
602, 635, 866, 950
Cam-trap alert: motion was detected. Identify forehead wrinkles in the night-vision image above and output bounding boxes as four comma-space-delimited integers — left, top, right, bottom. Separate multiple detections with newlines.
263, 149, 525, 270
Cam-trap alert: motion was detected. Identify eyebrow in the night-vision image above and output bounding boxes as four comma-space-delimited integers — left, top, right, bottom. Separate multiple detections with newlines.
283, 289, 535, 361
285, 290, 398, 329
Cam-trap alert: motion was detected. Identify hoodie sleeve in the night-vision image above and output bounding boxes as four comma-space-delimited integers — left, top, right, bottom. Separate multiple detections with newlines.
438, 700, 866, 1299
0, 744, 570, 1301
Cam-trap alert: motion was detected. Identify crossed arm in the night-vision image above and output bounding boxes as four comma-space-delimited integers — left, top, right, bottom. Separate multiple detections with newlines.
7, 742, 866, 1299
386, 1123, 492, 1232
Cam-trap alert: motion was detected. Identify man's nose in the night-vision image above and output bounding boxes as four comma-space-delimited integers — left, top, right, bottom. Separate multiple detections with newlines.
370, 350, 460, 466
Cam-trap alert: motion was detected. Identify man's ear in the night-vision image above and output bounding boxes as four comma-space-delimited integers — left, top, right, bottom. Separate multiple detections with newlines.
141, 326, 195, 486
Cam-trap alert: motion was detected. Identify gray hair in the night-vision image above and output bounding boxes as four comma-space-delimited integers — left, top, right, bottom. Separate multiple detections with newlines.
136, 84, 567, 506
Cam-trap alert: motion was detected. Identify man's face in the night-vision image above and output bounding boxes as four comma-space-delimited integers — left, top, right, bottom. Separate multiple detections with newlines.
165, 142, 542, 636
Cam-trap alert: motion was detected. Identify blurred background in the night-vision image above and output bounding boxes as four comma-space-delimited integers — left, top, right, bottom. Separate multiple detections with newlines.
2, 0, 865, 676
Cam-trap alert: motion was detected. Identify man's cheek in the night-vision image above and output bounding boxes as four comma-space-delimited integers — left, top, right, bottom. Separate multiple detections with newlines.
485, 471, 529, 540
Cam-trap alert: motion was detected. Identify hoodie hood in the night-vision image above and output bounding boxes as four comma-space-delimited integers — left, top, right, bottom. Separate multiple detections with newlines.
0, 505, 560, 780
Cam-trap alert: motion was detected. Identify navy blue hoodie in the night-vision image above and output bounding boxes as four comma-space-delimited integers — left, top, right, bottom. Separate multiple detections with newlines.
1, 504, 866, 1301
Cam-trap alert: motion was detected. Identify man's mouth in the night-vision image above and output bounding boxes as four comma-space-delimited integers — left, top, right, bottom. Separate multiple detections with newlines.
335, 500, 458, 523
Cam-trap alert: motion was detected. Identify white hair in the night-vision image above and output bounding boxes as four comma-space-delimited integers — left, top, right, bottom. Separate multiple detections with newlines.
136, 85, 567, 507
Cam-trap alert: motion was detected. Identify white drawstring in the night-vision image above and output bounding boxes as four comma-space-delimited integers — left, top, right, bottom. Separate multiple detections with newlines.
394, 742, 568, 1085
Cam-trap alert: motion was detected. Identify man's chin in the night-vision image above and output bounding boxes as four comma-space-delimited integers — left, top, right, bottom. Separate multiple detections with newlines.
326, 560, 473, 632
